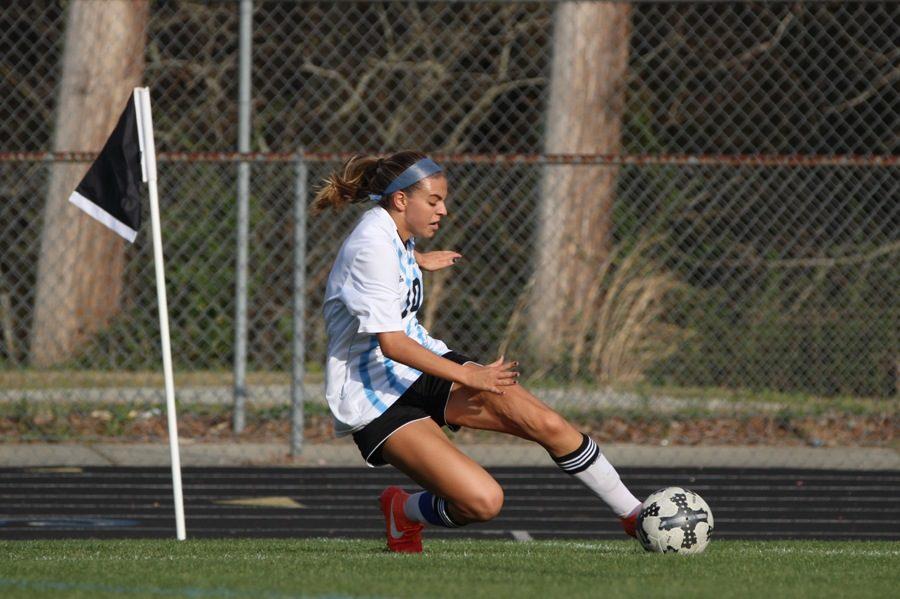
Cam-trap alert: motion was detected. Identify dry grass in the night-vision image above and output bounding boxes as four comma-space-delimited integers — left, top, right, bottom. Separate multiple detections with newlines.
504, 234, 690, 385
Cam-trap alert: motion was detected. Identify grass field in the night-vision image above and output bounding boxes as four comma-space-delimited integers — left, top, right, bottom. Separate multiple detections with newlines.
1, 539, 897, 598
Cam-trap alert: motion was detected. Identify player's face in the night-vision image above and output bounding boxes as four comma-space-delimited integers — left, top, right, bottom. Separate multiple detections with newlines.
402, 175, 448, 240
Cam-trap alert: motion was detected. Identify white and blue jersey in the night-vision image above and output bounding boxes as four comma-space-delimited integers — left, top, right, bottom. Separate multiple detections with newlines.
323, 206, 450, 436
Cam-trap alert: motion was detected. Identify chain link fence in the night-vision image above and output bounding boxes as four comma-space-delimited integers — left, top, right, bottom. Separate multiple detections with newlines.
1, 1, 896, 466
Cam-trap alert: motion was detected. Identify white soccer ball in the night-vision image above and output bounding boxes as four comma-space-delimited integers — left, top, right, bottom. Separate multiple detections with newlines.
636, 487, 714, 554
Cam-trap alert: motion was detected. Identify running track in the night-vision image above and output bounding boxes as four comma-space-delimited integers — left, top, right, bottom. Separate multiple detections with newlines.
1, 467, 897, 541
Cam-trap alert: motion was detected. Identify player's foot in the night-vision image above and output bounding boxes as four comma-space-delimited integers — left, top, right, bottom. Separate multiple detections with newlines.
379, 486, 424, 553
620, 504, 641, 538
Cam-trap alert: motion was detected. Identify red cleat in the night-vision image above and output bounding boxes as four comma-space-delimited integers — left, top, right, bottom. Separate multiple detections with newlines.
379, 486, 424, 553
620, 504, 641, 538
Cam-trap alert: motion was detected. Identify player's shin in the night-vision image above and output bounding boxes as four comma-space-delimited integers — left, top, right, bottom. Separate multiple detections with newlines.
405, 491, 462, 527
552, 433, 641, 517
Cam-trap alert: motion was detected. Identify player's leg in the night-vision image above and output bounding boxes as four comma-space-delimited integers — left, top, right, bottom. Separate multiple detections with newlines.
381, 416, 504, 527
445, 377, 641, 535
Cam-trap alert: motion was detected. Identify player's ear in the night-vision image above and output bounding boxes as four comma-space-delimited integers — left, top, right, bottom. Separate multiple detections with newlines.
390, 191, 407, 212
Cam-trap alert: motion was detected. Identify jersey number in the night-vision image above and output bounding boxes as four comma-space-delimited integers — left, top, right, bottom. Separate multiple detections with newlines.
401, 278, 422, 318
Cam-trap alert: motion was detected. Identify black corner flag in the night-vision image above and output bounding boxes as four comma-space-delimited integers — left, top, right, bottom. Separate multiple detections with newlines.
68, 92, 146, 243
65, 88, 185, 539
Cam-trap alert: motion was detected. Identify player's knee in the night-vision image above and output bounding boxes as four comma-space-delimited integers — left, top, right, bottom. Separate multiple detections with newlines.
519, 408, 570, 442
457, 484, 504, 522
538, 411, 571, 439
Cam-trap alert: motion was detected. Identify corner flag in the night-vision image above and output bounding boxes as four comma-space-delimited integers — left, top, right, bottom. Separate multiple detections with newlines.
68, 91, 146, 242
66, 87, 186, 541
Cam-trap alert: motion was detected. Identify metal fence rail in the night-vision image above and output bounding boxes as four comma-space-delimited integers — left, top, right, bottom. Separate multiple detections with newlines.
0, 1, 896, 464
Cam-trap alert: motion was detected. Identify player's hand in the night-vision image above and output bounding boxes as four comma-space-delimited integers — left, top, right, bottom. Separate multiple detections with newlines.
415, 250, 462, 272
463, 356, 519, 394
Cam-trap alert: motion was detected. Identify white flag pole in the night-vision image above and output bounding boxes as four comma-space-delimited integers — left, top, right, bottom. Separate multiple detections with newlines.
134, 87, 186, 541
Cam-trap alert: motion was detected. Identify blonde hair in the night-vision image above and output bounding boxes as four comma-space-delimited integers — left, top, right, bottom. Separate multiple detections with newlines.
312, 150, 430, 214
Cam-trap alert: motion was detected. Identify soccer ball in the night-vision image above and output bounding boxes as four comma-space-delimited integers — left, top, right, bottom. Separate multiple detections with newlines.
636, 487, 714, 554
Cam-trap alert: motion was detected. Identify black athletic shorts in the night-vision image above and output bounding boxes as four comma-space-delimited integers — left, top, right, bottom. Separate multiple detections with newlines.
352, 351, 476, 467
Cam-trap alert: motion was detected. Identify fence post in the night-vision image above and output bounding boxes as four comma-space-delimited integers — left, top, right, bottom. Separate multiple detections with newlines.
233, 0, 253, 433
291, 152, 308, 456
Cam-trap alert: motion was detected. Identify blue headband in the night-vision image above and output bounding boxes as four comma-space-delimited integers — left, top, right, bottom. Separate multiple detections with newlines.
368, 157, 443, 202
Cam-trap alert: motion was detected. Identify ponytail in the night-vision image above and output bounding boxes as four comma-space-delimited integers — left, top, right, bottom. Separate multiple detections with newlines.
312, 150, 429, 214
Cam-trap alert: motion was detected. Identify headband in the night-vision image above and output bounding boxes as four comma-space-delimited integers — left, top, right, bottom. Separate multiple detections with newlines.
368, 157, 443, 202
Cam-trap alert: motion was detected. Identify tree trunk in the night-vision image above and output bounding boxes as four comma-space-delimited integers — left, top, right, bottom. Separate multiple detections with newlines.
30, 0, 149, 367
528, 1, 632, 363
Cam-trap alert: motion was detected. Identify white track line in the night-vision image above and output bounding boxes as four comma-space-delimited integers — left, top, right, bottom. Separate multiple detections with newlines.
510, 530, 533, 542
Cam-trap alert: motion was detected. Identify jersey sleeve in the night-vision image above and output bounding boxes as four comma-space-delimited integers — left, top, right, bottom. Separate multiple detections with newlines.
409, 320, 450, 355
340, 242, 404, 334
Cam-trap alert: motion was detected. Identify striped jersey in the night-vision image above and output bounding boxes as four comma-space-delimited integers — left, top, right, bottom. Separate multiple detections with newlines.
323, 206, 450, 436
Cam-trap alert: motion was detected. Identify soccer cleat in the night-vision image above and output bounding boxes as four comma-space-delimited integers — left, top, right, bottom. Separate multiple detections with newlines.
379, 486, 424, 553
620, 504, 641, 538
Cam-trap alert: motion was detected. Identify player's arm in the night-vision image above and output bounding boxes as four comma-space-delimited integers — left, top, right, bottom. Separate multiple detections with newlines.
413, 249, 462, 272
377, 331, 517, 394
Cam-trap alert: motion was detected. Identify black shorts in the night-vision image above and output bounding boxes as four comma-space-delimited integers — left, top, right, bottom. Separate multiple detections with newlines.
352, 351, 476, 467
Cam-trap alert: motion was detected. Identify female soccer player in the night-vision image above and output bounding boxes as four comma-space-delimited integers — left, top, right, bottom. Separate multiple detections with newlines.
316, 151, 641, 552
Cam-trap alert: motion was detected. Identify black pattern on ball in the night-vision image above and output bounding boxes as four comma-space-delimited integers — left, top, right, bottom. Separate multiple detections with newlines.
640, 502, 660, 520
636, 502, 660, 551
657, 493, 709, 550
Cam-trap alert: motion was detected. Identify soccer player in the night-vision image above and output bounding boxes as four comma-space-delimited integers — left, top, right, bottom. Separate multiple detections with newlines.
316, 151, 641, 552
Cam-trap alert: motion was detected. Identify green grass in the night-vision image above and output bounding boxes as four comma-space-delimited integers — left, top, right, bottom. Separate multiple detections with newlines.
0, 399, 336, 442
1, 539, 897, 598
0, 369, 323, 390
3, 369, 890, 417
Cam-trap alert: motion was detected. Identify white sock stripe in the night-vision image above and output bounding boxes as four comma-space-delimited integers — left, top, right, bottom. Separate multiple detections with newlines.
555, 437, 597, 466
439, 500, 455, 528
563, 447, 600, 473
556, 438, 599, 469
558, 444, 600, 473
435, 498, 449, 526
435, 498, 459, 528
